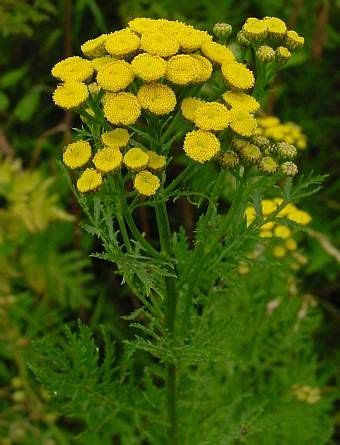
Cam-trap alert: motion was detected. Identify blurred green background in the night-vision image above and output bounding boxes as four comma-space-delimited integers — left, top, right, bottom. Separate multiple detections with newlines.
0, 0, 339, 443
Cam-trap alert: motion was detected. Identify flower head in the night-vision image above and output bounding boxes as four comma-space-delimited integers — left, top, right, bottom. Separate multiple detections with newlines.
101, 128, 130, 148
147, 151, 166, 171
105, 29, 140, 57
93, 147, 123, 173
194, 102, 229, 131
134, 170, 160, 196
213, 23, 233, 40
181, 97, 203, 122
285, 30, 304, 51
131, 53, 167, 82
177, 26, 212, 51
221, 62, 255, 90
137, 83, 176, 115
124, 147, 149, 171
91, 56, 115, 72
273, 245, 287, 258
229, 110, 257, 136
288, 209, 311, 225
222, 91, 260, 113
51, 56, 93, 82
239, 142, 261, 163
166, 55, 202, 85
141, 31, 179, 57
183, 130, 220, 163
81, 34, 107, 58
53, 82, 88, 109
274, 225, 291, 239
77, 169, 102, 193
275, 46, 291, 64
281, 161, 298, 177
191, 55, 213, 82
96, 60, 134, 92
276, 142, 297, 159
259, 156, 278, 174
63, 141, 92, 169
201, 41, 235, 65
242, 18, 267, 41
256, 45, 275, 63
285, 238, 297, 250
128, 18, 161, 35
103, 92, 141, 125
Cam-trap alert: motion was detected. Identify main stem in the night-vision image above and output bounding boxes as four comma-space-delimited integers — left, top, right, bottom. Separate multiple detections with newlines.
155, 200, 178, 445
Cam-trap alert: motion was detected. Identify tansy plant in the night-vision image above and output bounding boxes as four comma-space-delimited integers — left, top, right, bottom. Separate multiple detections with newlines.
46, 16, 326, 444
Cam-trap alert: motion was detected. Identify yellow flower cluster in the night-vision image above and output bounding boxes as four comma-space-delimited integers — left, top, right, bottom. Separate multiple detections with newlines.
292, 385, 321, 404
240, 17, 304, 65
245, 198, 312, 259
51, 17, 304, 195
255, 116, 307, 149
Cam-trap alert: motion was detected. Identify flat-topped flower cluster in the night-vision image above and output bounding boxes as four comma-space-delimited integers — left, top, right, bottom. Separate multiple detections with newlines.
51, 17, 304, 196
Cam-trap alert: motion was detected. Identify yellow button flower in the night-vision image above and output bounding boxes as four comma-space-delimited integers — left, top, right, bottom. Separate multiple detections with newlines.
194, 102, 230, 131
222, 62, 255, 90
131, 53, 167, 82
63, 140, 92, 169
191, 55, 213, 82
273, 245, 287, 258
262, 199, 277, 215
181, 97, 203, 122
242, 18, 268, 40
137, 83, 176, 115
103, 92, 141, 125
96, 60, 134, 92
274, 225, 291, 239
124, 148, 149, 171
176, 27, 212, 52
105, 29, 140, 57
93, 147, 123, 173
285, 238, 297, 251
77, 168, 103, 193
229, 110, 257, 136
263, 17, 287, 38
51, 56, 94, 82
222, 91, 260, 113
183, 130, 220, 163
128, 18, 161, 35
201, 41, 235, 65
147, 151, 166, 171
140, 31, 179, 57
288, 209, 311, 225
53, 82, 88, 109
81, 34, 107, 58
101, 128, 130, 148
285, 30, 304, 51
134, 170, 160, 197
91, 56, 115, 72
166, 55, 202, 85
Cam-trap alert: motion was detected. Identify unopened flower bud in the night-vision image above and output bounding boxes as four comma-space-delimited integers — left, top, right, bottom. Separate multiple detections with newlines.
236, 31, 251, 47
259, 156, 278, 174
219, 150, 239, 169
281, 161, 298, 176
256, 45, 275, 63
252, 135, 271, 150
213, 23, 232, 40
276, 142, 297, 159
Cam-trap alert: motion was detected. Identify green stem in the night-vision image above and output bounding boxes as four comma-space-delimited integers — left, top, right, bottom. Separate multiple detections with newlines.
155, 200, 178, 445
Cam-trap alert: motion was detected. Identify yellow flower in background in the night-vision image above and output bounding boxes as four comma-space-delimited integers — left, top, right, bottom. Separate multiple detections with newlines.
166, 55, 202, 85
93, 147, 123, 173
63, 140, 92, 169
77, 169, 102, 193
274, 225, 291, 239
101, 128, 130, 148
105, 29, 140, 57
181, 97, 203, 122
229, 110, 257, 136
201, 41, 235, 65
124, 148, 149, 171
222, 91, 260, 113
141, 31, 179, 57
285, 238, 297, 251
183, 130, 220, 163
261, 199, 277, 216
51, 56, 94, 82
288, 209, 312, 225
137, 83, 176, 115
103, 92, 141, 125
81, 34, 107, 58
134, 170, 160, 197
221, 62, 255, 90
53, 82, 88, 109
273, 245, 287, 258
131, 53, 167, 82
147, 151, 166, 171
194, 102, 230, 131
96, 60, 134, 92
292, 385, 321, 404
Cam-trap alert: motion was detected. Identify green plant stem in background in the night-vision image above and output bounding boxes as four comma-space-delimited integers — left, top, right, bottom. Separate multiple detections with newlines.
155, 199, 178, 445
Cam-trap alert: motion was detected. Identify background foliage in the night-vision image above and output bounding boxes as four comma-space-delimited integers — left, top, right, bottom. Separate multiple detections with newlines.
0, 0, 339, 444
